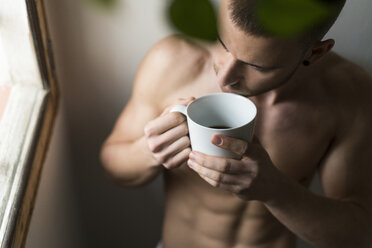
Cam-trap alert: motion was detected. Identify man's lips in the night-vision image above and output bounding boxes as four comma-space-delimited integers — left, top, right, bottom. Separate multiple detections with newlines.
221, 87, 252, 97
223, 88, 236, 94
221, 86, 242, 94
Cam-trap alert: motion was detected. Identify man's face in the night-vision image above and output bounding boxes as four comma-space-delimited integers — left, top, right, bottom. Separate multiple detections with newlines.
213, 0, 306, 97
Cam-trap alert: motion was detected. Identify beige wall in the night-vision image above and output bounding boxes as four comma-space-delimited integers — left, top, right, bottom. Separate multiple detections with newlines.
26, 0, 173, 247
326, 0, 372, 74
25, 0, 372, 248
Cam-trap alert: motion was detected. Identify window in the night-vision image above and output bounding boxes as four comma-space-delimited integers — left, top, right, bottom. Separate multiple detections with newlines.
0, 0, 57, 246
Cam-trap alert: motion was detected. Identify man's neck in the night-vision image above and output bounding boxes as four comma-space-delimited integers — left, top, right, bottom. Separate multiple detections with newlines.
252, 64, 313, 106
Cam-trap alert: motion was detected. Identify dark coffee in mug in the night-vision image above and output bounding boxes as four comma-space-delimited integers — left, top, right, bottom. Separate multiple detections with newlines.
208, 125, 231, 129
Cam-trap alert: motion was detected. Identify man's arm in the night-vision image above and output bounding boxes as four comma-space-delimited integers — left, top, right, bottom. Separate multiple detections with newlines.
100, 36, 193, 186
262, 96, 372, 246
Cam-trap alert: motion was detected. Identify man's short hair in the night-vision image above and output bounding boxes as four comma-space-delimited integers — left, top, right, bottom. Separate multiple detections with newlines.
229, 0, 346, 46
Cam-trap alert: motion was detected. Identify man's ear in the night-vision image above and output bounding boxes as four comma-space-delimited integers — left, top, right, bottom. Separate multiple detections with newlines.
304, 39, 335, 64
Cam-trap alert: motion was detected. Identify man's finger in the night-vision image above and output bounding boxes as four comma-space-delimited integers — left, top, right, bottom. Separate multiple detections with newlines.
189, 151, 246, 174
211, 134, 249, 156
179, 96, 196, 105
161, 97, 195, 116
145, 112, 186, 136
187, 159, 239, 185
198, 173, 243, 195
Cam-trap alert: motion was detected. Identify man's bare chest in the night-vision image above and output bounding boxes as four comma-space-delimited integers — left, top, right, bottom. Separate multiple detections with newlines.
254, 102, 335, 183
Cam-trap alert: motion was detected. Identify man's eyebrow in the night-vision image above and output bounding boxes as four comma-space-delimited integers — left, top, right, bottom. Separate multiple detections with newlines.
217, 35, 276, 70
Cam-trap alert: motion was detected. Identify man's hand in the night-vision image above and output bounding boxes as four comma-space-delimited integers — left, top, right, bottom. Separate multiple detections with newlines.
187, 134, 279, 201
144, 97, 195, 169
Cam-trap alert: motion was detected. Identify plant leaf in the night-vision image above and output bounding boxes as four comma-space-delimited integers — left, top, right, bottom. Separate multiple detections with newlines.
168, 0, 218, 41
257, 0, 333, 37
84, 0, 118, 9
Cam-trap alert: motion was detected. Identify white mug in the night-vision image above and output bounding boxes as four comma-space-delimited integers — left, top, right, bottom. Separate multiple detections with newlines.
170, 93, 257, 159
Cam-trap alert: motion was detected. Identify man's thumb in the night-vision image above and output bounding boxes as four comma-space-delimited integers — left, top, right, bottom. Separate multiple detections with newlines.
177, 96, 195, 106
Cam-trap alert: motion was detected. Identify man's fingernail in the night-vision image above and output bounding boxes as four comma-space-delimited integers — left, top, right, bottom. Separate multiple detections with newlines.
187, 159, 194, 168
189, 152, 196, 160
211, 135, 222, 146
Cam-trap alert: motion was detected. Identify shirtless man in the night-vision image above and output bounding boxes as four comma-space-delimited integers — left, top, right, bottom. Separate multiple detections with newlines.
100, 0, 372, 247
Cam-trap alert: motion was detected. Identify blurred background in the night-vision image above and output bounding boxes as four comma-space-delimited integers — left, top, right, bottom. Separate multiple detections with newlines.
24, 0, 372, 247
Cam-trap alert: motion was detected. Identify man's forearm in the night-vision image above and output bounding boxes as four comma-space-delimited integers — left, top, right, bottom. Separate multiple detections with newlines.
100, 136, 163, 186
264, 173, 372, 248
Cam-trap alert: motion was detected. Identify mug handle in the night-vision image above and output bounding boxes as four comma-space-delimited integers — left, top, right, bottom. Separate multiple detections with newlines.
170, 105, 187, 116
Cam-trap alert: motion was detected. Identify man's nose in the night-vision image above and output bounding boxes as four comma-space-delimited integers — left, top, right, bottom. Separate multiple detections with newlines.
218, 56, 243, 87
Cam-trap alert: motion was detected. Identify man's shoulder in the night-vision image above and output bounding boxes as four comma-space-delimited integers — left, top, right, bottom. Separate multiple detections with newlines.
150, 34, 210, 62
326, 53, 370, 83
133, 35, 211, 105
322, 53, 372, 134
139, 35, 210, 87
323, 53, 372, 102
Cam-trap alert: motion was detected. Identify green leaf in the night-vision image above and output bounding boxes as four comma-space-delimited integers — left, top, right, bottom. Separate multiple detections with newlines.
84, 0, 118, 10
257, 0, 334, 37
168, 0, 218, 41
